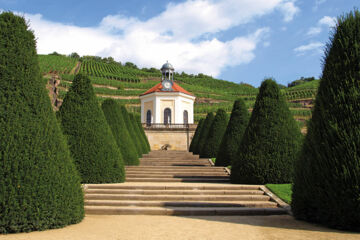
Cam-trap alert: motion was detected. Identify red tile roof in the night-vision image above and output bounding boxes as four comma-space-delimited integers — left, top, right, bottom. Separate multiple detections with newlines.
140, 82, 194, 96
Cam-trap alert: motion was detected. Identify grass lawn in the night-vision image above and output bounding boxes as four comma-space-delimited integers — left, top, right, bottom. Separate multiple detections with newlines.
265, 184, 292, 204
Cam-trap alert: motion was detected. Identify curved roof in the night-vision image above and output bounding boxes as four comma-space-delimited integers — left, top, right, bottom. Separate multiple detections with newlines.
161, 61, 174, 71
140, 82, 194, 97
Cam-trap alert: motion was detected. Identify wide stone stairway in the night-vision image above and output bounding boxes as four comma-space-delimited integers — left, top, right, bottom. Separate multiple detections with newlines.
84, 151, 288, 216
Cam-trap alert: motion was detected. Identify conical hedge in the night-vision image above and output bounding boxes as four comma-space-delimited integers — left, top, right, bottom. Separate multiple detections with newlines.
135, 116, 150, 152
201, 109, 228, 158
0, 12, 83, 233
120, 106, 142, 157
195, 112, 214, 154
292, 11, 360, 231
231, 79, 302, 184
57, 74, 125, 183
102, 99, 139, 165
189, 118, 204, 153
216, 99, 249, 166
130, 113, 149, 154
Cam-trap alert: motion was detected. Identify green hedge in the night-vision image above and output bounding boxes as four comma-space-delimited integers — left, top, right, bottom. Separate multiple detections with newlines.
231, 79, 302, 184
58, 74, 125, 183
135, 116, 150, 152
120, 106, 143, 157
292, 10, 360, 231
102, 99, 139, 165
195, 112, 214, 155
216, 99, 249, 166
0, 12, 83, 233
189, 118, 204, 153
129, 113, 149, 154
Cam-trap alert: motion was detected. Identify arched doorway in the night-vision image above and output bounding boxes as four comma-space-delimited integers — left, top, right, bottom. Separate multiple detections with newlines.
164, 108, 171, 125
183, 110, 188, 124
146, 110, 152, 126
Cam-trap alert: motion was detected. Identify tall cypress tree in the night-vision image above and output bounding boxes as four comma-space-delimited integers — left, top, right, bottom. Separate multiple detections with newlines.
216, 99, 250, 166
135, 116, 151, 152
189, 118, 204, 153
102, 99, 139, 165
120, 106, 142, 157
129, 113, 148, 154
195, 112, 214, 155
231, 79, 302, 184
292, 11, 360, 231
57, 74, 125, 183
201, 109, 228, 158
0, 12, 83, 233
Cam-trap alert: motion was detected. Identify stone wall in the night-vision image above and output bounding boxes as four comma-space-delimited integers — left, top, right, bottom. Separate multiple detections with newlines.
144, 128, 196, 151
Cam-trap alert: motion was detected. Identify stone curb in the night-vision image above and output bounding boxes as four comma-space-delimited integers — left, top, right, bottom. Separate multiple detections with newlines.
260, 186, 292, 215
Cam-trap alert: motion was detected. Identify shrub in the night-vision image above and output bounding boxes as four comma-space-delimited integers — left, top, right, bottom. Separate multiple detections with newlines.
102, 99, 139, 165
216, 99, 249, 166
231, 79, 302, 184
0, 12, 83, 233
292, 11, 360, 231
195, 112, 214, 154
201, 109, 228, 158
135, 115, 151, 152
129, 113, 148, 154
189, 118, 204, 153
120, 106, 143, 157
57, 74, 125, 183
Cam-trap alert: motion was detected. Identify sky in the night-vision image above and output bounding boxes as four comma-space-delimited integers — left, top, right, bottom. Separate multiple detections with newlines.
0, 0, 358, 87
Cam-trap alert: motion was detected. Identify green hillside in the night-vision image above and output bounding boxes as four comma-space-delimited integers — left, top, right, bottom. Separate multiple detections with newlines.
39, 54, 316, 126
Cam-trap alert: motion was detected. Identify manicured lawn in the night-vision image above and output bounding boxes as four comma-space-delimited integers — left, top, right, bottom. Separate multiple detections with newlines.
265, 184, 292, 204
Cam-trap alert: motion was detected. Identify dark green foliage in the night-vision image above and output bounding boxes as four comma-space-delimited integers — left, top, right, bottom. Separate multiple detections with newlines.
101, 99, 139, 165
201, 109, 228, 158
0, 12, 83, 233
231, 79, 302, 184
292, 11, 360, 231
189, 118, 204, 153
129, 113, 148, 154
195, 112, 214, 154
57, 74, 125, 183
120, 106, 143, 157
135, 116, 151, 152
216, 99, 250, 166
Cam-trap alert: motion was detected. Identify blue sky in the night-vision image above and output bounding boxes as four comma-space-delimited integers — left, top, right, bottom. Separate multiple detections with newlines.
1, 0, 358, 87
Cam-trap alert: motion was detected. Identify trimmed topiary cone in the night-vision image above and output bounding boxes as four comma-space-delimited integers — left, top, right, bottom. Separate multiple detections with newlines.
195, 112, 214, 155
292, 10, 360, 231
102, 99, 139, 165
0, 12, 84, 233
129, 113, 148, 154
216, 99, 249, 167
189, 118, 204, 153
120, 106, 142, 157
57, 74, 125, 183
231, 78, 302, 184
135, 116, 151, 152
201, 109, 228, 158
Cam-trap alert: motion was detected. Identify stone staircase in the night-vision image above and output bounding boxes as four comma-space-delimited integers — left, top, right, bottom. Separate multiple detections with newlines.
84, 151, 288, 216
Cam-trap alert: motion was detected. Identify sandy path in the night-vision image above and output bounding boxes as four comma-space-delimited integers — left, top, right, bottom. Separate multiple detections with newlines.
1, 215, 359, 240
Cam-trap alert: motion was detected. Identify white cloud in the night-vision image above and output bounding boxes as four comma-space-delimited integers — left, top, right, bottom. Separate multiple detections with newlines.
20, 0, 299, 77
294, 42, 324, 56
313, 0, 326, 11
307, 16, 336, 36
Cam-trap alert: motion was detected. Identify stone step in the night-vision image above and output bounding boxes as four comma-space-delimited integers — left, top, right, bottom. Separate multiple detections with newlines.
125, 168, 226, 172
125, 166, 224, 170
85, 200, 278, 208
85, 184, 261, 191
139, 163, 211, 166
125, 177, 230, 182
85, 189, 263, 195
125, 171, 228, 175
85, 206, 287, 216
85, 194, 269, 201
126, 173, 229, 178
139, 159, 209, 163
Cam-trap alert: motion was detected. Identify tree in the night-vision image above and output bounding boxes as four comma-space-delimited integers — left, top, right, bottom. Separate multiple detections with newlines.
216, 99, 250, 166
120, 106, 143, 157
102, 99, 139, 165
231, 78, 302, 184
189, 118, 204, 153
0, 12, 83, 233
69, 52, 80, 59
195, 112, 214, 155
129, 113, 148, 154
57, 74, 125, 183
292, 10, 360, 231
201, 109, 228, 158
135, 115, 151, 152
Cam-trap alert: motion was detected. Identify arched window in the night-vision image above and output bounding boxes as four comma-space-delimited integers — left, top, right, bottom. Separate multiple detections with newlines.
164, 108, 171, 125
146, 110, 152, 126
183, 110, 188, 124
